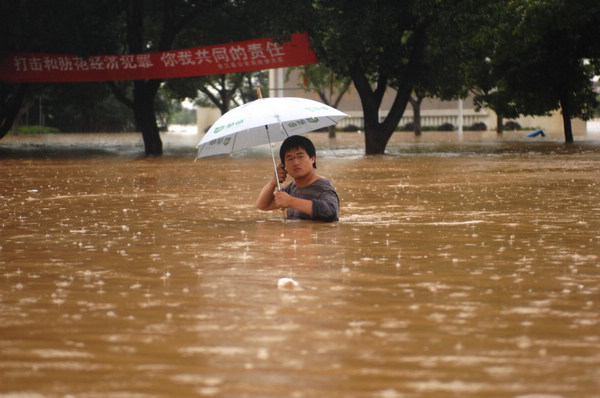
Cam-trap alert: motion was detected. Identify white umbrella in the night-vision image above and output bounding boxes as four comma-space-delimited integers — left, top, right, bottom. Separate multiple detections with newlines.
196, 92, 348, 190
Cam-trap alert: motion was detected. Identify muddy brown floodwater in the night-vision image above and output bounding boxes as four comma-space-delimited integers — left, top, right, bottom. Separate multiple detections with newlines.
1, 131, 599, 397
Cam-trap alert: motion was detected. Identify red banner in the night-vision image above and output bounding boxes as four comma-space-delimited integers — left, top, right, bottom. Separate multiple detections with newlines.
0, 33, 317, 83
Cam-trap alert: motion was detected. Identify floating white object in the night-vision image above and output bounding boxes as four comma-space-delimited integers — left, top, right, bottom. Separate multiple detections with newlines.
277, 277, 300, 290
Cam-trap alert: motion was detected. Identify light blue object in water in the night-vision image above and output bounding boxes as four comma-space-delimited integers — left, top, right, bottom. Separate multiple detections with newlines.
526, 129, 546, 137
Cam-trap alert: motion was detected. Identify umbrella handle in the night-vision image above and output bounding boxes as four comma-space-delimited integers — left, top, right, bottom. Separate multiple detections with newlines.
273, 168, 281, 191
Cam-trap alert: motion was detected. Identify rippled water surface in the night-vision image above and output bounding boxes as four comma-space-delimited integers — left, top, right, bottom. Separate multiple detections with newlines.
1, 132, 599, 397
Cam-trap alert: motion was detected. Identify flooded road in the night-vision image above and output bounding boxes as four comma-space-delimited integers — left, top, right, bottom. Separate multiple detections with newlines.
1, 132, 600, 397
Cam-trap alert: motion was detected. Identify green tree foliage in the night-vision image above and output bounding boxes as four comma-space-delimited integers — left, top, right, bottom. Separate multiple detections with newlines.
3, 82, 138, 135
258, 0, 482, 154
238, 71, 269, 104
466, 3, 523, 133
0, 0, 122, 139
44, 84, 136, 132
106, 0, 213, 156
308, 0, 431, 154
287, 65, 351, 108
408, 1, 484, 136
169, 104, 196, 125
164, 71, 268, 115
469, 0, 600, 141
107, 0, 267, 155
162, 0, 268, 117
197, 74, 244, 113
4, 0, 599, 152
1, 0, 263, 154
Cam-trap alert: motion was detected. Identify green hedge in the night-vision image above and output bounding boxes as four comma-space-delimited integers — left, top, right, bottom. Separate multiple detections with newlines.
11, 125, 61, 135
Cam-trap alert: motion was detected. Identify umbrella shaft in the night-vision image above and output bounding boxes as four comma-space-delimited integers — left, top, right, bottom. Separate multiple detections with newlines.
266, 124, 281, 191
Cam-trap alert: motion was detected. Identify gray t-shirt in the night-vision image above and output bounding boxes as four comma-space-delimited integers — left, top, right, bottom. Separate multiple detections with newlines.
282, 178, 339, 222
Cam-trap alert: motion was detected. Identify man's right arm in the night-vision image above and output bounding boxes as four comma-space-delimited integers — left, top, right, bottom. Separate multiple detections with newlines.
256, 178, 278, 211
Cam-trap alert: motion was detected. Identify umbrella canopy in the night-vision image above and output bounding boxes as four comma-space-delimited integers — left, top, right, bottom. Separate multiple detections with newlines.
196, 97, 348, 158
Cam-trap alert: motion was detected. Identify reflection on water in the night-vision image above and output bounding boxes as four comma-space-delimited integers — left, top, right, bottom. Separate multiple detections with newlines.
1, 132, 599, 397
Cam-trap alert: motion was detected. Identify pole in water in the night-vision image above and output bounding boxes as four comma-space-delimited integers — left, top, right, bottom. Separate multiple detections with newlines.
458, 98, 463, 137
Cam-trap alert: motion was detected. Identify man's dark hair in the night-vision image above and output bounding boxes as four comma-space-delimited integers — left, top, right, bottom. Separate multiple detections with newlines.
279, 135, 317, 168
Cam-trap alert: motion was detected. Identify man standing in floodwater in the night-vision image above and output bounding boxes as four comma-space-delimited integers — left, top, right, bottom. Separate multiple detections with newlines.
256, 135, 339, 222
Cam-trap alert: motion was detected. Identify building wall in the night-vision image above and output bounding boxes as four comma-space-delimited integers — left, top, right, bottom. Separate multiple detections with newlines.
512, 112, 586, 135
195, 107, 221, 134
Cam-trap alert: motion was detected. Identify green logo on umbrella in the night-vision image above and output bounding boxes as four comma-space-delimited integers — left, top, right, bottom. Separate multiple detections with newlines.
213, 119, 244, 134
208, 137, 232, 146
287, 118, 319, 128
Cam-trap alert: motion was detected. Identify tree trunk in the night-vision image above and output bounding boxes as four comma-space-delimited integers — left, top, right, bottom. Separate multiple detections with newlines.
109, 80, 163, 156
560, 97, 574, 143
121, 0, 177, 156
328, 125, 336, 139
496, 114, 504, 134
363, 126, 389, 154
360, 86, 412, 154
409, 95, 424, 136
136, 104, 162, 156
133, 80, 163, 156
0, 84, 27, 140
350, 63, 412, 154
348, 23, 425, 154
413, 103, 422, 136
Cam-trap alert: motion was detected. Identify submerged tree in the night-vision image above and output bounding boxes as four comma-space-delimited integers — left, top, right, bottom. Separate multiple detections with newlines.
307, 1, 429, 154
467, 0, 600, 141
505, 0, 600, 141
0, 83, 26, 139
110, 0, 270, 155
257, 0, 483, 154
106, 0, 216, 156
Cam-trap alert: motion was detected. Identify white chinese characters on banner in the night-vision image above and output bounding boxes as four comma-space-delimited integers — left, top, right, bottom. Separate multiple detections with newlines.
12, 54, 156, 73
11, 41, 285, 73
0, 33, 318, 82
160, 40, 286, 70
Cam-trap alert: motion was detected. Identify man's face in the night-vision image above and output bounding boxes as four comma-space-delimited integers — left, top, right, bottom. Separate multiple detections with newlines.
283, 147, 314, 179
